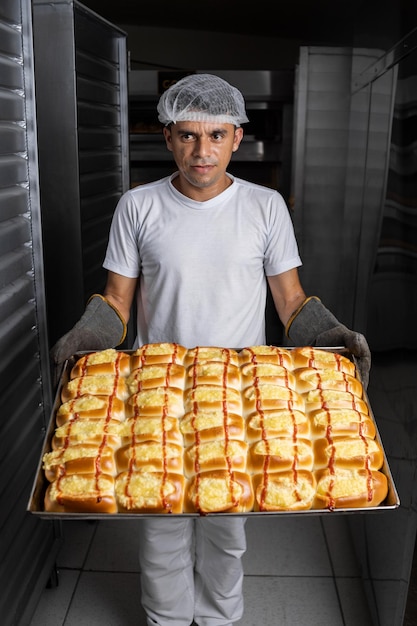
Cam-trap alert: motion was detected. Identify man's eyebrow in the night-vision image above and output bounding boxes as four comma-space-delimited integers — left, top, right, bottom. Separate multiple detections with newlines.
174, 126, 230, 136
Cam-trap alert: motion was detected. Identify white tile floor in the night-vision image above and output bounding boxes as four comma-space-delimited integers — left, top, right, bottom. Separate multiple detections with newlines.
29, 515, 371, 626
28, 351, 417, 626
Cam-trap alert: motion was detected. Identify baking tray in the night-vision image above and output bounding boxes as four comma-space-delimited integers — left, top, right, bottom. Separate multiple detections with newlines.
28, 348, 400, 519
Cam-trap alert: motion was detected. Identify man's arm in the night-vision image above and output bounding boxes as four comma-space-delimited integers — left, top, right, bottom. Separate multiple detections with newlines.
267, 268, 306, 327
104, 271, 138, 324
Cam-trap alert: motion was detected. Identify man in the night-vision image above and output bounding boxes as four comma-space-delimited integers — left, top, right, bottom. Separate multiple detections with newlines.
52, 73, 371, 626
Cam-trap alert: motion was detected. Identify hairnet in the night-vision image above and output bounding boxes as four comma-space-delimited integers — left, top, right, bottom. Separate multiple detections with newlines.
157, 74, 249, 127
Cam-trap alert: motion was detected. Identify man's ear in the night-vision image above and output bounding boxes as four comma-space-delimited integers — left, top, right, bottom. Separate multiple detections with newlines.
232, 126, 244, 152
163, 126, 173, 151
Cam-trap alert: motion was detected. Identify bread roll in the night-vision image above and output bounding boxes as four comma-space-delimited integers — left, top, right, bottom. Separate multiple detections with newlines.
308, 408, 376, 439
126, 387, 184, 418
241, 362, 296, 391
313, 436, 384, 470
62, 374, 129, 402
184, 385, 242, 414
115, 441, 184, 474
70, 349, 131, 379
291, 347, 356, 376
295, 368, 363, 397
180, 411, 245, 445
42, 444, 116, 482
115, 470, 185, 513
184, 346, 240, 367
52, 418, 122, 450
186, 361, 241, 390
314, 467, 388, 509
44, 473, 117, 513
127, 364, 186, 394
119, 416, 183, 446
248, 437, 314, 472
239, 346, 293, 369
242, 384, 304, 415
56, 395, 125, 426
246, 409, 310, 442
184, 439, 248, 477
303, 389, 368, 414
130, 343, 187, 368
252, 470, 316, 511
184, 470, 254, 513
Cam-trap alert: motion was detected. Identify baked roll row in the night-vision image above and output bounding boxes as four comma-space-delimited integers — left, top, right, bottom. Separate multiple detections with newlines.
44, 467, 388, 514
43, 426, 384, 481
66, 345, 360, 396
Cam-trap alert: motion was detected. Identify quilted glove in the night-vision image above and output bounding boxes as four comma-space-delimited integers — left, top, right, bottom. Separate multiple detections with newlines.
285, 296, 371, 388
50, 294, 127, 386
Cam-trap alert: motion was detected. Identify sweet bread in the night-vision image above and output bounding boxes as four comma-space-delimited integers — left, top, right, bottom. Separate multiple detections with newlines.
295, 367, 363, 397
239, 345, 293, 368
308, 408, 376, 439
314, 467, 388, 509
184, 439, 248, 477
303, 389, 369, 414
52, 418, 122, 449
184, 470, 254, 513
56, 395, 125, 426
115, 470, 185, 513
313, 436, 384, 470
45, 473, 118, 513
126, 363, 186, 394
248, 437, 314, 474
70, 349, 131, 378
130, 343, 187, 368
115, 441, 184, 474
126, 387, 184, 418
252, 470, 316, 511
242, 383, 304, 415
248, 437, 314, 472
184, 346, 240, 367
62, 374, 129, 402
246, 409, 310, 442
43, 344, 388, 514
119, 416, 183, 446
241, 362, 296, 391
291, 347, 356, 376
186, 361, 241, 390
180, 411, 245, 445
42, 443, 117, 482
184, 384, 242, 414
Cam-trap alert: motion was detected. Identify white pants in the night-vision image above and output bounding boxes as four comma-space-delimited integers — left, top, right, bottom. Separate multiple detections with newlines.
138, 516, 247, 626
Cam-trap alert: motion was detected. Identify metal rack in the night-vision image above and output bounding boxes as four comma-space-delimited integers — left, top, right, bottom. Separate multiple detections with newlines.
32, 0, 130, 346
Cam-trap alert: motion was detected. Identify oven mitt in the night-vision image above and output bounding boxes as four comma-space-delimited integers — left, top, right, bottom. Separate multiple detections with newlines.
50, 294, 127, 387
285, 296, 371, 388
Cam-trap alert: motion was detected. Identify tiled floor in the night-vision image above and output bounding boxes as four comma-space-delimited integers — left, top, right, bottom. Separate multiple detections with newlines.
28, 351, 417, 626
29, 515, 371, 626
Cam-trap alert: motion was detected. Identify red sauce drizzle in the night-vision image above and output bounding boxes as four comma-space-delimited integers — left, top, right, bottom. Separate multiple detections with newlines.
358, 419, 373, 502
221, 352, 238, 508
94, 353, 121, 502
159, 397, 171, 512
250, 352, 270, 511
192, 347, 202, 485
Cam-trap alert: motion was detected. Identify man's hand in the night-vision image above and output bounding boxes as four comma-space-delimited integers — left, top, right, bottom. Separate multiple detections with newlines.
50, 295, 126, 386
285, 296, 371, 387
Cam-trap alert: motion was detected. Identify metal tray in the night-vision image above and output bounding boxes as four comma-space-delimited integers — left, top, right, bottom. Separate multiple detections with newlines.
28, 348, 400, 519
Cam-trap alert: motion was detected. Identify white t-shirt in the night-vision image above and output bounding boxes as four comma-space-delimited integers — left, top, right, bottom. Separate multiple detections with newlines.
103, 173, 301, 348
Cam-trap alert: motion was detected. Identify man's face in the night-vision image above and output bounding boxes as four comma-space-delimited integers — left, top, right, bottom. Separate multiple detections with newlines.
163, 121, 244, 197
